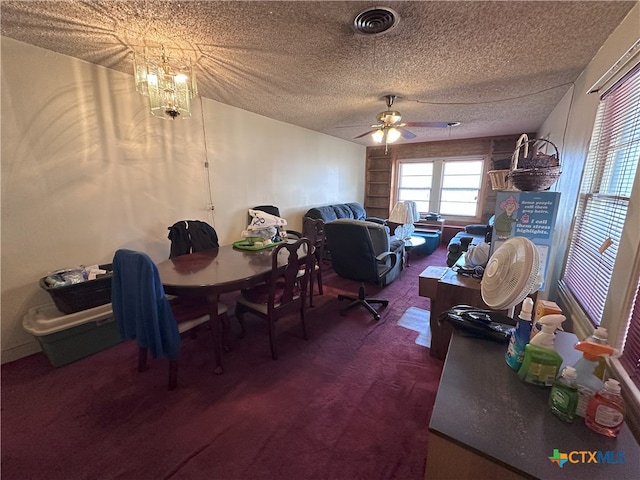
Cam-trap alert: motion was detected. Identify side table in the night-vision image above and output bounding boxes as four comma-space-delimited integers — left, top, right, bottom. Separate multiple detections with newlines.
399, 235, 425, 267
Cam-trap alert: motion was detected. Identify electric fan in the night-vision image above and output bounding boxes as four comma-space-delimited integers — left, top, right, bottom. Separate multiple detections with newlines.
481, 237, 540, 310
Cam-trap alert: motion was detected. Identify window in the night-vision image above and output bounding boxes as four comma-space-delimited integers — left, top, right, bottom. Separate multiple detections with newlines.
561, 64, 640, 387
396, 156, 485, 218
620, 281, 640, 389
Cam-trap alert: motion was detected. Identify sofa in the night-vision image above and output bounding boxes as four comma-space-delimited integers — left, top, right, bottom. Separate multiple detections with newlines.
303, 202, 385, 225
446, 216, 494, 267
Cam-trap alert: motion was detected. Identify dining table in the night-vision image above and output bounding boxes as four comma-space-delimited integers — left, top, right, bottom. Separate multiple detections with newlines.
155, 241, 302, 374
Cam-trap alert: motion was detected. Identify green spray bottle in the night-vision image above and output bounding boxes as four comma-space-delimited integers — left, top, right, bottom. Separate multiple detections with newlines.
517, 314, 565, 386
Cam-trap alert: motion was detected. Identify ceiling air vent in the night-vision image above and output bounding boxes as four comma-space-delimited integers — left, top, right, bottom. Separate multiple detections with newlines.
353, 7, 399, 35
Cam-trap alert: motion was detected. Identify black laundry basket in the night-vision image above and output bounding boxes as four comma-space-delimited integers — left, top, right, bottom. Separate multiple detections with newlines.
39, 264, 113, 314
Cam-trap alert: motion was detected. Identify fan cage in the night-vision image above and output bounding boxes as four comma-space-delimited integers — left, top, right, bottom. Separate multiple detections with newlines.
481, 237, 540, 310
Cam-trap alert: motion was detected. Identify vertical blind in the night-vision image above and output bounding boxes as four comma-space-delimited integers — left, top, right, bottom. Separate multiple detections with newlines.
562, 63, 640, 386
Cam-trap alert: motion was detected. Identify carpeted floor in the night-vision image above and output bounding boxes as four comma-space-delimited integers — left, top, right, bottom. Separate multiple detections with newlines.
1, 246, 448, 480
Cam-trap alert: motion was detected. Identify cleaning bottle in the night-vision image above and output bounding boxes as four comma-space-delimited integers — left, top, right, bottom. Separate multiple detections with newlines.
530, 299, 563, 341
585, 378, 625, 437
505, 297, 534, 370
517, 314, 565, 386
549, 366, 579, 422
584, 327, 611, 380
573, 331, 615, 417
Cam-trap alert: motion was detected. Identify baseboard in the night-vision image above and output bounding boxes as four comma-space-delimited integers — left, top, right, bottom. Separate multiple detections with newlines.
1, 341, 41, 365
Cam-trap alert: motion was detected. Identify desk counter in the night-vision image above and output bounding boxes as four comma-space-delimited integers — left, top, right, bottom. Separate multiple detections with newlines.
426, 330, 639, 479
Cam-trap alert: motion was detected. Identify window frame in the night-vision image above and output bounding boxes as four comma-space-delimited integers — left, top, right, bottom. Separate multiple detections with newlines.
395, 155, 487, 223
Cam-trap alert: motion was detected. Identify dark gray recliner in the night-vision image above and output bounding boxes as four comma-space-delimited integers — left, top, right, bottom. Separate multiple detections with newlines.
324, 219, 404, 320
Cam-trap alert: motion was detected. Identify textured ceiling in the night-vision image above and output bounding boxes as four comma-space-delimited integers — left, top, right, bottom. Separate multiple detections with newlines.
1, 1, 636, 145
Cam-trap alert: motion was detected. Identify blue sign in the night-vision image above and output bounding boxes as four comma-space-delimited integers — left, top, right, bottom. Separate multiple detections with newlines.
492, 191, 561, 291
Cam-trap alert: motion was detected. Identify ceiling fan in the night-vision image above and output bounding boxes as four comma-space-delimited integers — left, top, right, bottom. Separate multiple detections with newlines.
355, 95, 459, 146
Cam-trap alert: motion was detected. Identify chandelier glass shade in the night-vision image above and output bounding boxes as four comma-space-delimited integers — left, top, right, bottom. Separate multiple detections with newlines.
133, 46, 198, 119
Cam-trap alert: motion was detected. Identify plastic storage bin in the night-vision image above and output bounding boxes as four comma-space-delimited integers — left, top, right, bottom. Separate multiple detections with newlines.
39, 264, 113, 314
22, 303, 122, 367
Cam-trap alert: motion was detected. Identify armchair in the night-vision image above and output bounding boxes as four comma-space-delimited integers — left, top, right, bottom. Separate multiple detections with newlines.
324, 219, 404, 320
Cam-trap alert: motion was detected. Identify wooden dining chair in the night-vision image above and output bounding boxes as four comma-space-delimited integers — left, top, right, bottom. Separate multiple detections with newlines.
234, 238, 314, 359
111, 249, 228, 390
302, 216, 325, 306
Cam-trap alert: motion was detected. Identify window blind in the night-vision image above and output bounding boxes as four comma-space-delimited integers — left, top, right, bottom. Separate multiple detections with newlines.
620, 281, 640, 388
562, 63, 640, 388
563, 63, 640, 325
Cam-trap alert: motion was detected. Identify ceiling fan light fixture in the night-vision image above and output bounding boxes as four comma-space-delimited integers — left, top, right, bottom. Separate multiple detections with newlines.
371, 126, 402, 144
372, 129, 385, 143
387, 127, 402, 143
133, 46, 198, 120
377, 110, 402, 124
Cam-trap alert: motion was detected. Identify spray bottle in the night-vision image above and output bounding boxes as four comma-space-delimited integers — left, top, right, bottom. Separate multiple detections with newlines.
505, 297, 534, 370
573, 329, 615, 417
517, 314, 565, 386
530, 299, 563, 341
583, 327, 611, 380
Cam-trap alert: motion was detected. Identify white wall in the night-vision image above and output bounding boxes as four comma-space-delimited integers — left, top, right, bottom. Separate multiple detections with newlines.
1, 37, 366, 363
538, 1, 640, 343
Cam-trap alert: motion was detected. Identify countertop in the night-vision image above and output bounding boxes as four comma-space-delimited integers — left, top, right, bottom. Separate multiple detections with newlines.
429, 330, 640, 479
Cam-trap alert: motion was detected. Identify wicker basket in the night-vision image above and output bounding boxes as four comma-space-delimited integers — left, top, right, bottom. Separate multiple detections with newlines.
508, 134, 561, 191
488, 170, 512, 190
39, 264, 113, 314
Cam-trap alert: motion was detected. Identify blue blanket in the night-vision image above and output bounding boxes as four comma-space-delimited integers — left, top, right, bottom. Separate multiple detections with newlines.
111, 249, 180, 360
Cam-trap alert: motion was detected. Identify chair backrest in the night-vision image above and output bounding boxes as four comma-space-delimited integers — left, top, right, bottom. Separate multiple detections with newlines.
111, 249, 181, 359
324, 219, 392, 284
168, 220, 219, 258
302, 217, 325, 259
268, 238, 314, 314
248, 205, 280, 225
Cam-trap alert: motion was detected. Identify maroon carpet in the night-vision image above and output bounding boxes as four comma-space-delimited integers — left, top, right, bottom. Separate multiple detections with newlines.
1, 247, 447, 480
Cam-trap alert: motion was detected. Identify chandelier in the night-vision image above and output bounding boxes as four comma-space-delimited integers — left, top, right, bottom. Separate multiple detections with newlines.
133, 46, 198, 119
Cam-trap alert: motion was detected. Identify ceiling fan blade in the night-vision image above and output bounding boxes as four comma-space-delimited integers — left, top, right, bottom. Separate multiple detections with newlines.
402, 121, 452, 128
399, 128, 416, 139
354, 129, 378, 139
